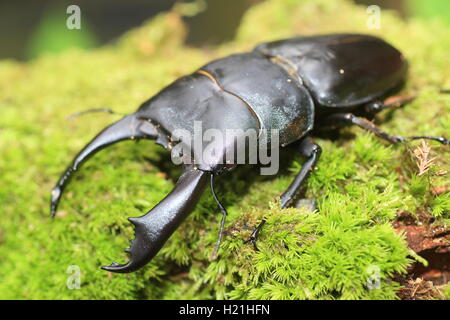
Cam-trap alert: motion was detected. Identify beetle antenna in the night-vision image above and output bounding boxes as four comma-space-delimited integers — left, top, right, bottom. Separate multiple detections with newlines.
209, 173, 228, 261
66, 107, 126, 120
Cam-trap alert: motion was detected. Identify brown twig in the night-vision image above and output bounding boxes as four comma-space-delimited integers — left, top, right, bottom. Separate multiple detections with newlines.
412, 141, 436, 176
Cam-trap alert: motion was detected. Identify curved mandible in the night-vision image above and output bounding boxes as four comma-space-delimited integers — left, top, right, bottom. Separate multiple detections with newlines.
101, 167, 209, 273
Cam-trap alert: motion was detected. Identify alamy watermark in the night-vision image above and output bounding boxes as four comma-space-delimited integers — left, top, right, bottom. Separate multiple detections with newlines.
366, 5, 381, 29
169, 121, 280, 175
66, 265, 81, 289
66, 5, 81, 30
366, 265, 381, 290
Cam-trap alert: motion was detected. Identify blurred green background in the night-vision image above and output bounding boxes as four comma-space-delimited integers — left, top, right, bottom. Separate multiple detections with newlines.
0, 0, 449, 61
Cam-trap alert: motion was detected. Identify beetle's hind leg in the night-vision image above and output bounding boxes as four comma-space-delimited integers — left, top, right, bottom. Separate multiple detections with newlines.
324, 113, 449, 145
244, 137, 322, 250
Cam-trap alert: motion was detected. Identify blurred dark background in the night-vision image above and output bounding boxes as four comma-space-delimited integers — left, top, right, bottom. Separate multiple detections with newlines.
0, 0, 449, 61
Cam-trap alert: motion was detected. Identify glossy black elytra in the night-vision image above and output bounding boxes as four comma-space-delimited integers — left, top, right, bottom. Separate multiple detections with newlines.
50, 34, 449, 273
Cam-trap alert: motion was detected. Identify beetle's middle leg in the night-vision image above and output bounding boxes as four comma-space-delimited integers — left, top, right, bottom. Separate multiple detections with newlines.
323, 113, 449, 145
244, 137, 322, 249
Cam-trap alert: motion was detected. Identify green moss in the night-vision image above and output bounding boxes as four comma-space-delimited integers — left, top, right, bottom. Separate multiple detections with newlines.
0, 0, 449, 299
445, 284, 450, 299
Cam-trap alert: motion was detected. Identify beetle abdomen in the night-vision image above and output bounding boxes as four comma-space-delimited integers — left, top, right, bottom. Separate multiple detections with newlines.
255, 34, 407, 108
200, 53, 314, 146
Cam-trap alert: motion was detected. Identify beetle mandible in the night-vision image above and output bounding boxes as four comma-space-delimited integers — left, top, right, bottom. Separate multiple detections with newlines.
50, 34, 449, 273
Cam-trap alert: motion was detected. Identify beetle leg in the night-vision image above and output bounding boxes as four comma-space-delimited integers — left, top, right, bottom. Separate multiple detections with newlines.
363, 94, 415, 116
50, 114, 159, 217
244, 137, 322, 249
244, 220, 265, 251
324, 113, 449, 145
280, 137, 322, 207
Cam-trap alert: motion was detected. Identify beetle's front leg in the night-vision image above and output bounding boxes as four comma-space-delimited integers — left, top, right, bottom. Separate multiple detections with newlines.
280, 137, 322, 207
324, 113, 449, 145
245, 137, 322, 249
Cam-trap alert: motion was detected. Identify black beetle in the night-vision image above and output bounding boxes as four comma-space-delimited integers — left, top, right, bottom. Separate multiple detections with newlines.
51, 34, 449, 273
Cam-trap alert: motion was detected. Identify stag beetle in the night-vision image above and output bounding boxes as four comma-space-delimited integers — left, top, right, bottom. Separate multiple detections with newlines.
51, 34, 449, 273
